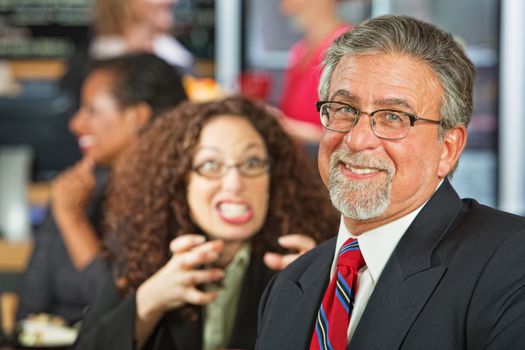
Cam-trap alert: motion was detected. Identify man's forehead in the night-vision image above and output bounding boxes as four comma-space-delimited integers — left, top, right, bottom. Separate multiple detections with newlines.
332, 52, 429, 74
329, 53, 441, 92
326, 52, 443, 113
331, 54, 360, 77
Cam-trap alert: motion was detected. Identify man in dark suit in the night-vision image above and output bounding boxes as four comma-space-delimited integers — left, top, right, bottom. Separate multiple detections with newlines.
255, 15, 525, 350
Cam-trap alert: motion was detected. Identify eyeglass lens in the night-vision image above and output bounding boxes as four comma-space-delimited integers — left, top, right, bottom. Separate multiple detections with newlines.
194, 157, 269, 178
320, 102, 411, 139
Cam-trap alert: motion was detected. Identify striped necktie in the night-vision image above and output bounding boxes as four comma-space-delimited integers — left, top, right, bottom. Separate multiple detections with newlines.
310, 238, 365, 350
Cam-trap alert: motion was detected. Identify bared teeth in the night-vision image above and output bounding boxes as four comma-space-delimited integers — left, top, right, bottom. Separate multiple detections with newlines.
219, 203, 248, 218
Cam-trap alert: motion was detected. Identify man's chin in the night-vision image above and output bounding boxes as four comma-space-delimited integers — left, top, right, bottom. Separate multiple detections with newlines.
330, 189, 391, 221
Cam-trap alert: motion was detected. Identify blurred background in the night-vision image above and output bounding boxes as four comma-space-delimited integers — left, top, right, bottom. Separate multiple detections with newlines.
0, 0, 523, 342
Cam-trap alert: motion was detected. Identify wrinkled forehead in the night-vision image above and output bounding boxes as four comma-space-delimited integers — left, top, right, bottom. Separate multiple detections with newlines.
327, 53, 443, 114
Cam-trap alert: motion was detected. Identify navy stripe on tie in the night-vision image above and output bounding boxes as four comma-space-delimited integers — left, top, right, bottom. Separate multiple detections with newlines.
339, 240, 359, 256
315, 306, 334, 350
335, 272, 351, 313
335, 271, 356, 314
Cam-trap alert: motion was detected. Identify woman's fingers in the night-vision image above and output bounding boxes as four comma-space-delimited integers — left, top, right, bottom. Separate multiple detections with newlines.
263, 252, 298, 271
277, 234, 316, 253
177, 268, 224, 286
139, 267, 220, 311
169, 236, 223, 254
182, 287, 219, 306
263, 234, 317, 270
169, 235, 206, 254
170, 239, 224, 269
175, 248, 218, 269
153, 236, 225, 309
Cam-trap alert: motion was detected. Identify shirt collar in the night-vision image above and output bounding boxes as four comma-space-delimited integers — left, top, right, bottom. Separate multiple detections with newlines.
224, 242, 251, 276
335, 208, 421, 283
332, 180, 443, 282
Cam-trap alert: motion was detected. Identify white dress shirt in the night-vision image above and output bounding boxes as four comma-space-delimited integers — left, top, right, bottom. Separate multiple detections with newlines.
329, 206, 425, 342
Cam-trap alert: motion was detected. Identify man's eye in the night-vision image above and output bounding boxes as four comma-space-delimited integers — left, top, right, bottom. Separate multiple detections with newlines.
385, 112, 403, 122
337, 105, 357, 115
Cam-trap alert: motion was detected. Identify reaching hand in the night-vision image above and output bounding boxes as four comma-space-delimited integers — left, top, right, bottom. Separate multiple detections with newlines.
263, 234, 317, 270
136, 235, 225, 318
134, 234, 224, 348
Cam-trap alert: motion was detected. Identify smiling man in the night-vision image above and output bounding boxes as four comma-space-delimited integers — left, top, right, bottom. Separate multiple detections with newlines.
255, 15, 525, 350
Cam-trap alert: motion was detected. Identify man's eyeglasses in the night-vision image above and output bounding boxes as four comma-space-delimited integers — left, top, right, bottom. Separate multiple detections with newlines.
316, 101, 441, 140
192, 157, 271, 179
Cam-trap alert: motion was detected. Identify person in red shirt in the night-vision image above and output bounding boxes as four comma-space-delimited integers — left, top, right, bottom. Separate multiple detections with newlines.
279, 0, 351, 144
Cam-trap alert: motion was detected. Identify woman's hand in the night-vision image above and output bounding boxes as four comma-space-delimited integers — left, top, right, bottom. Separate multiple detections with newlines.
51, 157, 95, 222
134, 235, 224, 348
136, 235, 224, 318
50, 158, 101, 270
263, 234, 317, 270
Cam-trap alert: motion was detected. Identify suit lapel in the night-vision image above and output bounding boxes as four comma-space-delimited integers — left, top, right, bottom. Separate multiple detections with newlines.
350, 180, 463, 349
269, 238, 337, 349
349, 258, 447, 349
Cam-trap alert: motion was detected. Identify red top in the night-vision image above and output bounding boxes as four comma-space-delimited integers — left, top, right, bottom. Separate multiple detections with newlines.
280, 24, 351, 127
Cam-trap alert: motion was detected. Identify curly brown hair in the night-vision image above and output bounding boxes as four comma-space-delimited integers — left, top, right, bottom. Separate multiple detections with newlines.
103, 96, 339, 295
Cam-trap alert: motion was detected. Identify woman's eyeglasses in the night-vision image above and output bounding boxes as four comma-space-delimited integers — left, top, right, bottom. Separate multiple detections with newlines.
192, 157, 271, 178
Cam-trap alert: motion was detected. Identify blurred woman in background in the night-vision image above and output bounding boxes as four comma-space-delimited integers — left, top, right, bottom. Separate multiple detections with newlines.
279, 0, 351, 144
75, 97, 339, 350
17, 53, 188, 325
91, 0, 193, 69
61, 0, 192, 104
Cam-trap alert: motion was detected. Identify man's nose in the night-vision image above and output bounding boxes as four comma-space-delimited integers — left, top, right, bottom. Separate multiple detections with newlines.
343, 114, 381, 152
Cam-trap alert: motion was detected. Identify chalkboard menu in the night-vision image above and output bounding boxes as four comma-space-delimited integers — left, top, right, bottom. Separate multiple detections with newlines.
173, 0, 215, 59
0, 0, 91, 59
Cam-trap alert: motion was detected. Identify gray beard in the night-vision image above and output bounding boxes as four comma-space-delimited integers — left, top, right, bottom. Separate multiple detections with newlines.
327, 150, 394, 220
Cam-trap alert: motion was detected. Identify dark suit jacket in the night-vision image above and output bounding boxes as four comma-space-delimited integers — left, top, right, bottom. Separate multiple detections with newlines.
16, 169, 109, 324
256, 180, 525, 349
74, 253, 274, 350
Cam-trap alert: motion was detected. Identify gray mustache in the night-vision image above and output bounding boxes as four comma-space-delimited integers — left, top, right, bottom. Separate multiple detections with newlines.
330, 149, 395, 176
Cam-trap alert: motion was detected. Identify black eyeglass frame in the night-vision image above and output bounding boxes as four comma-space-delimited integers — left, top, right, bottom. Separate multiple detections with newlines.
315, 100, 441, 140
192, 158, 272, 179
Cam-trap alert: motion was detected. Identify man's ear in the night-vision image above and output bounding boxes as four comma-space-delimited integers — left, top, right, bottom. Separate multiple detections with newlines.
437, 125, 467, 178
125, 102, 153, 132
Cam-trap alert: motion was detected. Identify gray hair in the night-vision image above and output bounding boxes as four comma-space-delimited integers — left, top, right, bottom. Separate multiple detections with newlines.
319, 15, 475, 137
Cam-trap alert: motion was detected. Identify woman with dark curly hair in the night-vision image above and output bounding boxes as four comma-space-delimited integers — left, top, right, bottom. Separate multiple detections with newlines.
74, 96, 339, 350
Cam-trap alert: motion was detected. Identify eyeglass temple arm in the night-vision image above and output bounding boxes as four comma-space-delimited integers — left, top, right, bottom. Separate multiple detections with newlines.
408, 114, 441, 126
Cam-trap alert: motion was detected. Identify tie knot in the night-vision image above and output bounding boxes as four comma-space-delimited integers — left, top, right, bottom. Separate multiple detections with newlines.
337, 238, 365, 270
